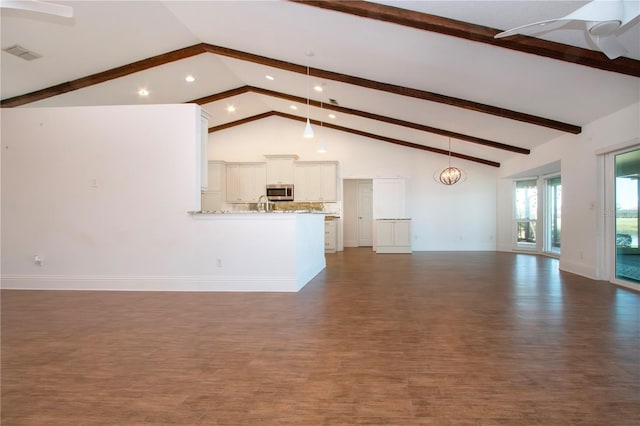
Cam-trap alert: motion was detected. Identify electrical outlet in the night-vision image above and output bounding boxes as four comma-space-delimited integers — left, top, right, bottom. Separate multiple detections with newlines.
34, 255, 42, 266
216, 258, 223, 267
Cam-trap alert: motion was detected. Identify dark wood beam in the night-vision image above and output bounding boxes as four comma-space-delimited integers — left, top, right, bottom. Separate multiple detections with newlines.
192, 85, 528, 154
190, 86, 250, 105
289, 0, 640, 78
208, 111, 276, 133
2, 41, 581, 135
209, 110, 500, 168
247, 86, 530, 154
1, 45, 207, 108
200, 43, 581, 134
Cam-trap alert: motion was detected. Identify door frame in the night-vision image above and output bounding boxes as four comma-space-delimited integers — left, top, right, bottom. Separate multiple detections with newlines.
599, 139, 640, 292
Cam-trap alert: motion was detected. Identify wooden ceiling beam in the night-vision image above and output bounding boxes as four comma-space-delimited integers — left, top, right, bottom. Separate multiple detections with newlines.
248, 86, 530, 154
191, 85, 529, 154
209, 110, 500, 168
201, 43, 581, 134
289, 0, 640, 78
0, 44, 207, 108
2, 42, 582, 135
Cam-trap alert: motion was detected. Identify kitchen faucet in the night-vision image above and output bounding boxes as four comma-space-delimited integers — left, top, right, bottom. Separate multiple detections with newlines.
257, 195, 270, 212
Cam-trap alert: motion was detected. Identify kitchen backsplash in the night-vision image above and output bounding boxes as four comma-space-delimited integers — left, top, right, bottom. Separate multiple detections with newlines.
231, 201, 341, 215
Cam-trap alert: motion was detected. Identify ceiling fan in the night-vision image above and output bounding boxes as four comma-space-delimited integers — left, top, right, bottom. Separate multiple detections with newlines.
0, 0, 73, 18
494, 0, 639, 60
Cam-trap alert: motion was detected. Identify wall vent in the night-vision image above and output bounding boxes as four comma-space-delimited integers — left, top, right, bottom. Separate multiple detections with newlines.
3, 45, 42, 61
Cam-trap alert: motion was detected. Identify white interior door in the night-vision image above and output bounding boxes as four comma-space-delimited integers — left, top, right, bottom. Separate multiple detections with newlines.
357, 182, 373, 246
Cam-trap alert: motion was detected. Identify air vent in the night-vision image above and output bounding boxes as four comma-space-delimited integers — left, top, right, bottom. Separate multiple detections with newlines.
329, 98, 339, 106
3, 45, 42, 61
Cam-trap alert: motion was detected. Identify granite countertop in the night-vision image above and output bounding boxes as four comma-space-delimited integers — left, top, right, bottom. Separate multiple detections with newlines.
188, 210, 326, 215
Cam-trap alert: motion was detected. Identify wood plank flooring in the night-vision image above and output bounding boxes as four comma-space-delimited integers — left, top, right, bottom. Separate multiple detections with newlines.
2, 249, 639, 425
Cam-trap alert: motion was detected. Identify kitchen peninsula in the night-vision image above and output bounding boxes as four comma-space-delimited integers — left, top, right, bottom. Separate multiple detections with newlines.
189, 211, 326, 292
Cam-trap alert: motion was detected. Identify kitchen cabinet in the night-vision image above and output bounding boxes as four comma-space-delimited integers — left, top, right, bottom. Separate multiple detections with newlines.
373, 178, 406, 219
207, 161, 226, 192
265, 155, 297, 185
199, 109, 211, 191
325, 220, 337, 253
375, 219, 412, 253
294, 161, 338, 202
226, 163, 266, 203
201, 191, 222, 212
201, 161, 226, 211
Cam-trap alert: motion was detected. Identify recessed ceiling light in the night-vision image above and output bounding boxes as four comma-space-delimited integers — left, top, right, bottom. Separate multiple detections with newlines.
265, 75, 275, 81
138, 88, 149, 97
290, 105, 298, 110
185, 74, 195, 83
313, 85, 323, 92
226, 105, 236, 113
328, 113, 336, 119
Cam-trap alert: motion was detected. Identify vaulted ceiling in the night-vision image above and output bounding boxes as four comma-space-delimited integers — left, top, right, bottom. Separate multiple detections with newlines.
2, 0, 639, 168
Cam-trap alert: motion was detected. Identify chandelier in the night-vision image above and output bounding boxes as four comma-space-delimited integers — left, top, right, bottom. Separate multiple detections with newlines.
436, 138, 465, 185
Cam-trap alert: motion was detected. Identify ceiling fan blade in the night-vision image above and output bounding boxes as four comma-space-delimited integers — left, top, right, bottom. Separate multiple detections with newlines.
0, 0, 73, 18
589, 32, 628, 59
494, 18, 567, 39
494, 0, 625, 39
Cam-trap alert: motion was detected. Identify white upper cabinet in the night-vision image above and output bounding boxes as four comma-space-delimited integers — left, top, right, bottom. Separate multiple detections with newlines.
265, 155, 298, 185
226, 163, 266, 203
294, 161, 338, 202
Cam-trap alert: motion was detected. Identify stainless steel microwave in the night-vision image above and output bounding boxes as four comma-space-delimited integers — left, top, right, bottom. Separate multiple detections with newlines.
266, 184, 294, 201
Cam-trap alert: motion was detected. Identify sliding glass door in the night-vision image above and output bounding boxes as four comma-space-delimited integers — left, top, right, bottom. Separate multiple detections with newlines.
614, 148, 640, 284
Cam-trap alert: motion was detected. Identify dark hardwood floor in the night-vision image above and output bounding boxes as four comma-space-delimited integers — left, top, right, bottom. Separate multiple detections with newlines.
2, 249, 639, 425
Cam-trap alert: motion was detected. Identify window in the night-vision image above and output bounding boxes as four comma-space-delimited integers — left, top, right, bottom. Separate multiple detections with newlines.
545, 176, 561, 254
514, 179, 537, 250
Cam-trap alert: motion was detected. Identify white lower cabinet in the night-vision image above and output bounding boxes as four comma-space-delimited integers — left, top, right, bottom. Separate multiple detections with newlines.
375, 219, 412, 253
226, 163, 266, 203
325, 220, 337, 253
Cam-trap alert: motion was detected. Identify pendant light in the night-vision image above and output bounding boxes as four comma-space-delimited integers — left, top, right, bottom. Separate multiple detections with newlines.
437, 138, 465, 185
303, 62, 314, 139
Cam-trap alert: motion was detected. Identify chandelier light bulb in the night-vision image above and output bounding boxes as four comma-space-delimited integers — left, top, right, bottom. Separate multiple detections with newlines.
439, 166, 462, 185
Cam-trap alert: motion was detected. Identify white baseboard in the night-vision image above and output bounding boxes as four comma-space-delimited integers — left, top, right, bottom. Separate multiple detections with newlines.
296, 260, 326, 291
1, 275, 306, 292
559, 259, 596, 280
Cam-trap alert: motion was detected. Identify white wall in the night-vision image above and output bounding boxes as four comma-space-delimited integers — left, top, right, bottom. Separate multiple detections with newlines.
1, 105, 323, 291
498, 101, 640, 279
209, 116, 500, 251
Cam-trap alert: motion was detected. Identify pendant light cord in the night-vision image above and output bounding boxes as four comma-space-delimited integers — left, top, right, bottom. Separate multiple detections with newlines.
306, 65, 310, 118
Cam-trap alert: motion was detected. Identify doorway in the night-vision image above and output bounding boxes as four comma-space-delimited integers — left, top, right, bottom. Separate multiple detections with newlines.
603, 144, 640, 291
343, 179, 373, 247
